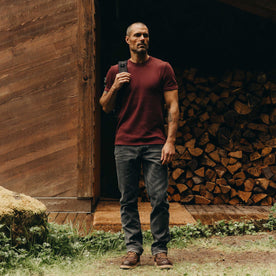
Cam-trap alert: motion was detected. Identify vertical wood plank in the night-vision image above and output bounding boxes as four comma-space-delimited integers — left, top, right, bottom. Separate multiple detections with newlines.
77, 0, 97, 198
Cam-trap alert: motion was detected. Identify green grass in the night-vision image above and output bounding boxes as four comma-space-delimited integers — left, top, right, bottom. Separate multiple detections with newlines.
4, 238, 276, 276
0, 204, 275, 275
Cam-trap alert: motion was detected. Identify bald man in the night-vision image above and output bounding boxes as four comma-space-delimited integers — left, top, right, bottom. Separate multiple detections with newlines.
100, 22, 179, 269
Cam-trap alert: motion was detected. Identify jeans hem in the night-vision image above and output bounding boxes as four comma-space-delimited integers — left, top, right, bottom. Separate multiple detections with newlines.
152, 249, 168, 256
127, 248, 144, 256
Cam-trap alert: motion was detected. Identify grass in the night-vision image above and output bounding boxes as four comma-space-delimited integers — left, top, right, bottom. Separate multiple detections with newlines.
0, 204, 275, 275
4, 235, 276, 276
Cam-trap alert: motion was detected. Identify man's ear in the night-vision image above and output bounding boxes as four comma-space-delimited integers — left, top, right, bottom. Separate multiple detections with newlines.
125, 36, 130, 45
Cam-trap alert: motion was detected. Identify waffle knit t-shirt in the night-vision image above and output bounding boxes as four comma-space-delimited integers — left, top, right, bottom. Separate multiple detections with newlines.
104, 56, 178, 145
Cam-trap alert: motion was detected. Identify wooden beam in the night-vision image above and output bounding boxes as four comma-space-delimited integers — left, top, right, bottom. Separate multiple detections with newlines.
37, 197, 92, 212
77, 0, 98, 199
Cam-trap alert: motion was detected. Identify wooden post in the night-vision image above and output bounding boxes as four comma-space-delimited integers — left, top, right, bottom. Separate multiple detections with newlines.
77, 0, 99, 200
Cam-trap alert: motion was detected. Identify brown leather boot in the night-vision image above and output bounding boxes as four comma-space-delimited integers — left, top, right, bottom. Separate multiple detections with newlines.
120, 251, 140, 269
154, 252, 173, 269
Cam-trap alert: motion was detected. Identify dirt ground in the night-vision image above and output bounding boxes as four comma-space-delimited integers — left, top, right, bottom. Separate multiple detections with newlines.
107, 232, 276, 267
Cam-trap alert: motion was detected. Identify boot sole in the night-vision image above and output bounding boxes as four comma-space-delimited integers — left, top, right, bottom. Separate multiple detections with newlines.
154, 262, 173, 269
120, 262, 141, 269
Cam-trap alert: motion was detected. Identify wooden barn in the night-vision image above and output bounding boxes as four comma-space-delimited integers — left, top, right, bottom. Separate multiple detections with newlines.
1, 0, 275, 213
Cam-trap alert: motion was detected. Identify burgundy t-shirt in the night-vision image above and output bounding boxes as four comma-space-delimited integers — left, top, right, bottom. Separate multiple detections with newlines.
104, 56, 178, 145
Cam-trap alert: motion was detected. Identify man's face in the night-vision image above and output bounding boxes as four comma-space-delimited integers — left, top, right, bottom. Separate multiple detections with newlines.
126, 25, 149, 54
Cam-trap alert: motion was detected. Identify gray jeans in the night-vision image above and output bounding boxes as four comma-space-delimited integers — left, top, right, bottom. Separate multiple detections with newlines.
114, 145, 170, 255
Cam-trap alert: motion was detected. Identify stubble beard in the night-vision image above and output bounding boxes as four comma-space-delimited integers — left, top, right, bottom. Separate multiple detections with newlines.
131, 46, 148, 58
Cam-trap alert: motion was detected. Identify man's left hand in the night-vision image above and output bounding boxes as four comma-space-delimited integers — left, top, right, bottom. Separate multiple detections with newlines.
161, 142, 175, 165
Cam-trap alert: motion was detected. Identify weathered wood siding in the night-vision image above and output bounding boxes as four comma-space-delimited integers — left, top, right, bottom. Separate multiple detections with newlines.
0, 0, 80, 198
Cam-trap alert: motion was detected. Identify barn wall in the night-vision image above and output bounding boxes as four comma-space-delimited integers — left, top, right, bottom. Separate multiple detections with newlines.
0, 0, 80, 199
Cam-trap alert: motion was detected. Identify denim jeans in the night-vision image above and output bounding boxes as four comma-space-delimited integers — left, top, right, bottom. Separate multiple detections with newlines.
114, 145, 170, 255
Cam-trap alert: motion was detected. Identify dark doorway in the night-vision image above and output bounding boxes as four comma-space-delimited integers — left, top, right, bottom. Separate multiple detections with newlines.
99, 0, 275, 198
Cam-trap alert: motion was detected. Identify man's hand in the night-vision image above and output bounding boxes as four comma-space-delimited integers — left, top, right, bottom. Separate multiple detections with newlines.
161, 142, 175, 165
112, 72, 131, 91
99, 72, 131, 113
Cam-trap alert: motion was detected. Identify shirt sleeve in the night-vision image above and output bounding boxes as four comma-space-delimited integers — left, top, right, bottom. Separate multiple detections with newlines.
162, 62, 178, 92
104, 65, 118, 92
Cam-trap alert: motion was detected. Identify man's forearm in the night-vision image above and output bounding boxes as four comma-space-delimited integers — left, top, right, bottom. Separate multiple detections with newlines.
100, 72, 131, 113
99, 86, 119, 113
166, 103, 179, 144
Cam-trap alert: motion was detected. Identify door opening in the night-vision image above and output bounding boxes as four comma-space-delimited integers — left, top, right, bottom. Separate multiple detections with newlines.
99, 0, 275, 199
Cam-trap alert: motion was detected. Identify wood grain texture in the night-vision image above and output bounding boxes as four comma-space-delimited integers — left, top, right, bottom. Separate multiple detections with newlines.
77, 0, 99, 199
185, 205, 270, 225
38, 198, 92, 212
48, 212, 94, 235
0, 0, 80, 198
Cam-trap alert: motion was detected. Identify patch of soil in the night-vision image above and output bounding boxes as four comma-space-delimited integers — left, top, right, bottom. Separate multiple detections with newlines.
213, 232, 276, 246
169, 248, 276, 265
107, 233, 276, 267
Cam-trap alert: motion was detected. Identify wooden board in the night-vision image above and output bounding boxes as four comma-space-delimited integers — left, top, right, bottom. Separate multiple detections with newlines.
47, 203, 271, 234
0, 0, 100, 210
92, 201, 196, 232
48, 212, 94, 235
0, 0, 79, 198
38, 198, 92, 212
185, 205, 270, 225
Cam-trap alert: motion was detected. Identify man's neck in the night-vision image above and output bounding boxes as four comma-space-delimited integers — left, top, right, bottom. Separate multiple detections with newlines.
130, 52, 150, 64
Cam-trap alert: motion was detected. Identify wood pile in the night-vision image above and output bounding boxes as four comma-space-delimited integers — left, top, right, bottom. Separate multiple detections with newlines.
140, 68, 276, 205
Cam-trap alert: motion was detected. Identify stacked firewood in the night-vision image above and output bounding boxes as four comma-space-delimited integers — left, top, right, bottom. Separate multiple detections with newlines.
139, 68, 276, 205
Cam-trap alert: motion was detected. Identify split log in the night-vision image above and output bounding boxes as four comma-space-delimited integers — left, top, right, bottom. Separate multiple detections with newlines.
235, 179, 244, 187
231, 188, 238, 198
269, 181, 276, 189
205, 143, 216, 153
194, 167, 205, 177
215, 166, 227, 178
188, 147, 203, 157
227, 163, 242, 175
194, 195, 211, 205
221, 157, 229, 167
228, 151, 243, 159
250, 152, 262, 161
172, 194, 181, 202
167, 186, 175, 195
182, 150, 192, 160
229, 197, 241, 205
247, 167, 262, 177
209, 151, 220, 162
244, 179, 255, 192
234, 101, 252, 115
263, 154, 275, 166
172, 168, 184, 181
213, 197, 225, 204
262, 167, 274, 179
181, 195, 194, 204
233, 171, 246, 179
205, 169, 216, 181
176, 184, 189, 194
255, 178, 270, 190
252, 193, 267, 204
206, 182, 216, 192
202, 155, 216, 167
220, 185, 231, 194
238, 191, 251, 203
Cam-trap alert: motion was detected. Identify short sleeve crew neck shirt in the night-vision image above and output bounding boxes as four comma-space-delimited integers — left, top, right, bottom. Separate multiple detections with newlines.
104, 56, 178, 145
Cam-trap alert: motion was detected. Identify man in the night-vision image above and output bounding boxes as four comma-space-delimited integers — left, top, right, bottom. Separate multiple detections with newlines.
99, 22, 179, 269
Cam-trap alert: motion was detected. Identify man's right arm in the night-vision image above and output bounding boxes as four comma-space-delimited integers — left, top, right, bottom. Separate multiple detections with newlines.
99, 72, 131, 113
